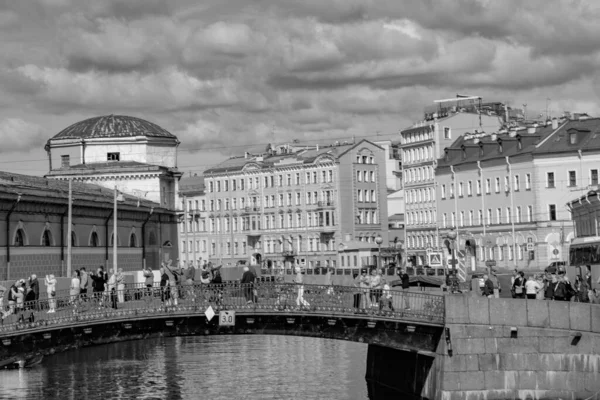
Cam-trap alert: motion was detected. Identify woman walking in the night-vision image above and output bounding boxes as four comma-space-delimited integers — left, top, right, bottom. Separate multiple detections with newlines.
70, 270, 81, 305
116, 268, 125, 303
45, 274, 57, 313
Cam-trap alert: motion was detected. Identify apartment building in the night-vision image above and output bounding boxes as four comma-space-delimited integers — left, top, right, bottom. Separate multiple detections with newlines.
199, 139, 389, 271
401, 107, 504, 266
178, 174, 209, 266
436, 116, 600, 271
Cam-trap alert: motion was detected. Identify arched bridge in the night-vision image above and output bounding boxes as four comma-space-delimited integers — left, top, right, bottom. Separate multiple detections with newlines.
0, 283, 445, 366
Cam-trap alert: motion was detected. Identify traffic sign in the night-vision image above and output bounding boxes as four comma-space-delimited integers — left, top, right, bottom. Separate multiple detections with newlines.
526, 242, 534, 251
426, 247, 434, 254
448, 259, 458, 267
485, 260, 496, 267
219, 310, 236, 326
428, 253, 442, 266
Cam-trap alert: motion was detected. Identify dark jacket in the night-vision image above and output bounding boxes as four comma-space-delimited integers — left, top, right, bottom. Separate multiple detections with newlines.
544, 280, 555, 299
29, 278, 39, 299
241, 271, 255, 284
400, 273, 410, 289
91, 274, 106, 292
184, 266, 196, 281
483, 279, 494, 297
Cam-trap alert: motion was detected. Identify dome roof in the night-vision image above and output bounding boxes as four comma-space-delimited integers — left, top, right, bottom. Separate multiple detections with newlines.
50, 115, 177, 141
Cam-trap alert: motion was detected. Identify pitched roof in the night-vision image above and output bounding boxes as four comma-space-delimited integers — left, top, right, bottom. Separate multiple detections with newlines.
533, 118, 600, 155
0, 171, 161, 210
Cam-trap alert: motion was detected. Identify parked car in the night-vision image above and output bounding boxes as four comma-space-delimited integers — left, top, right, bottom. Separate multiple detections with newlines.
469, 272, 486, 288
545, 261, 567, 274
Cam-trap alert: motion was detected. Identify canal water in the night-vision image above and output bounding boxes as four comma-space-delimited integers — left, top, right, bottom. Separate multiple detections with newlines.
0, 336, 388, 399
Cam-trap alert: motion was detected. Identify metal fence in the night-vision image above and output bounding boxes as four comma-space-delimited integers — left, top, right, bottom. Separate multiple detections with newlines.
0, 283, 445, 336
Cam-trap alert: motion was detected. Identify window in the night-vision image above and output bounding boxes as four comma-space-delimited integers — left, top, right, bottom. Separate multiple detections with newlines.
107, 152, 120, 161
478, 210, 483, 225
592, 169, 599, 185
485, 179, 491, 194
444, 127, 451, 139
467, 181, 473, 196
568, 171, 577, 187
525, 173, 531, 190
14, 229, 25, 246
460, 211, 464, 227
549, 204, 557, 221
516, 206, 522, 223
495, 177, 500, 193
458, 182, 464, 197
449, 183, 454, 198
506, 207, 511, 223
514, 175, 520, 191
441, 185, 446, 199
90, 231, 99, 247
357, 171, 362, 182
504, 176, 510, 192
370, 171, 375, 182
296, 173, 301, 185
569, 132, 577, 145
129, 233, 137, 247
547, 172, 555, 188
496, 208, 502, 224
487, 209, 492, 225
527, 205, 533, 222
451, 212, 456, 227
42, 229, 52, 246
476, 180, 481, 195
469, 210, 473, 226
61, 155, 70, 168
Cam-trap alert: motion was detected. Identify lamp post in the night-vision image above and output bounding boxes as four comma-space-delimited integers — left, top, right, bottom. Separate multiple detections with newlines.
375, 235, 383, 272
447, 229, 458, 274
113, 186, 125, 275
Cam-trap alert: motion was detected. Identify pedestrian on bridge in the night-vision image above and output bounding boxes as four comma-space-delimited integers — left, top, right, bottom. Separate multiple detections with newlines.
293, 266, 310, 310
241, 266, 255, 303
45, 274, 57, 314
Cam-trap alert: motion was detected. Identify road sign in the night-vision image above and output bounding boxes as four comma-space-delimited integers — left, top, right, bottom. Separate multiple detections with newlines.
219, 310, 236, 327
526, 243, 534, 251
448, 258, 458, 267
485, 260, 496, 267
426, 247, 434, 254
428, 252, 442, 266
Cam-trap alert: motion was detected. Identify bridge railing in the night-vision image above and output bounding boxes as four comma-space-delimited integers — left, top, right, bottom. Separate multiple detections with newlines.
0, 283, 445, 336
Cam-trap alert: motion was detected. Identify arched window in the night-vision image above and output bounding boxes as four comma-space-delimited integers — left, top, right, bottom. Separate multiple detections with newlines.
129, 233, 137, 247
111, 233, 118, 246
14, 229, 25, 247
70, 231, 77, 247
42, 229, 52, 246
89, 232, 99, 247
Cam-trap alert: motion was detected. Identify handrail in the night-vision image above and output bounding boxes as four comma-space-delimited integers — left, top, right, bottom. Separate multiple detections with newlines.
0, 283, 445, 336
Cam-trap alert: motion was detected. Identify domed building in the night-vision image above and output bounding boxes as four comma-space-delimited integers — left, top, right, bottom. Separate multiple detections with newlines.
45, 115, 182, 208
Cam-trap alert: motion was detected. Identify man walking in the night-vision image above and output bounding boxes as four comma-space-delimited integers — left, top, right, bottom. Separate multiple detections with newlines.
398, 268, 411, 310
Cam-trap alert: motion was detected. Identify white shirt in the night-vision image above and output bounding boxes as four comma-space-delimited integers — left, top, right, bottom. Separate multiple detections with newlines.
525, 280, 541, 295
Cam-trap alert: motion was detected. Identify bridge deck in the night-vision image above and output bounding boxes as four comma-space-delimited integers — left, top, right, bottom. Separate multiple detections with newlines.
0, 283, 445, 338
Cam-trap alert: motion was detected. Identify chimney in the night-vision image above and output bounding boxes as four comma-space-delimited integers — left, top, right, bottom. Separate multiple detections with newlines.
551, 118, 558, 129
244, 152, 248, 159
316, 144, 319, 151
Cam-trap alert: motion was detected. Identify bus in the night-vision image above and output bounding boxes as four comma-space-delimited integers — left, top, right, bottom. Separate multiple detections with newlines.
568, 236, 600, 284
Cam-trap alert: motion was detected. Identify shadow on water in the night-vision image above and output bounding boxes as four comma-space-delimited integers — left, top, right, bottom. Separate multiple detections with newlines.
366, 380, 422, 400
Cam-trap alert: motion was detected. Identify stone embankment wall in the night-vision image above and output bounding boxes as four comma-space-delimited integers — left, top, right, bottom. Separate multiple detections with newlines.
436, 296, 600, 400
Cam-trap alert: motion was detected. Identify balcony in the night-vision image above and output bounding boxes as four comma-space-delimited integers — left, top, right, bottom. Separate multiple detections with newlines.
242, 206, 261, 214
282, 250, 296, 257
317, 200, 335, 208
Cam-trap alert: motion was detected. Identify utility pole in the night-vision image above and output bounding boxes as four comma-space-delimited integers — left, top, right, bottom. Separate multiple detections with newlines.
67, 179, 73, 278
113, 186, 119, 274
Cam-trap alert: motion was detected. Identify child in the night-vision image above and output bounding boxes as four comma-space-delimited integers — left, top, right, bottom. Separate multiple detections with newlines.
380, 279, 394, 312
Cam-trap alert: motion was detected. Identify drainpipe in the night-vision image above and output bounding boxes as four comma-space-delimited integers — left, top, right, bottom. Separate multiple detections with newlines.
5, 194, 22, 280
506, 156, 517, 269
104, 209, 114, 265
141, 207, 155, 269
477, 161, 485, 268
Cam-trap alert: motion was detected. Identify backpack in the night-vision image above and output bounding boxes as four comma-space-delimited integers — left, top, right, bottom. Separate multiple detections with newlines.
554, 282, 566, 298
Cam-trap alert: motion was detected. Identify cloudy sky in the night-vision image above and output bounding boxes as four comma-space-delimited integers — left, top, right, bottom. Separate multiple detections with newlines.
1, 0, 600, 176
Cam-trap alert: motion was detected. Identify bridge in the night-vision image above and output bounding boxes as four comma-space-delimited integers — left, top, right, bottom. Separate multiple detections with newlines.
2, 283, 600, 400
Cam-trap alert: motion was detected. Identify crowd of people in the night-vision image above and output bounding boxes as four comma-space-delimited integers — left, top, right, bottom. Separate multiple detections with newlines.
480, 267, 600, 303
352, 267, 411, 312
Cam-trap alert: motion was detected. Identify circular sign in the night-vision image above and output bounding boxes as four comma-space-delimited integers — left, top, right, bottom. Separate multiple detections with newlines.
485, 260, 497, 267
553, 249, 559, 255
426, 247, 434, 254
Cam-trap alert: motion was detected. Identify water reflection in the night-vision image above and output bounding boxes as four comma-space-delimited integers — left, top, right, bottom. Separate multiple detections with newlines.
0, 336, 379, 400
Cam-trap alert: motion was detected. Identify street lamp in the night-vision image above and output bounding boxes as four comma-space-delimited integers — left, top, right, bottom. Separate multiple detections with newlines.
375, 235, 384, 271
446, 229, 458, 273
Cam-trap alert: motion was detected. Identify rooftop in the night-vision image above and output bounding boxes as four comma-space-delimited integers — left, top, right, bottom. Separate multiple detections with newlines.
48, 115, 178, 143
45, 161, 179, 177
0, 171, 161, 211
436, 117, 600, 169
204, 139, 379, 175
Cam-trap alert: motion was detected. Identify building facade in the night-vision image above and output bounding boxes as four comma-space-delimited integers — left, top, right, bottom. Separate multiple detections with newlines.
198, 139, 389, 271
568, 189, 600, 284
45, 115, 182, 209
401, 109, 504, 266
178, 174, 209, 266
0, 172, 178, 281
436, 116, 600, 274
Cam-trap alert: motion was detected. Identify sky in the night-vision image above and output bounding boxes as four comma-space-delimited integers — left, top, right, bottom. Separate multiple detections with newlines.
2, 0, 600, 176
